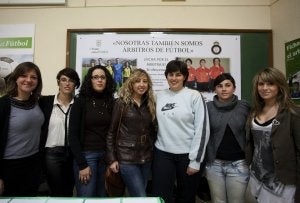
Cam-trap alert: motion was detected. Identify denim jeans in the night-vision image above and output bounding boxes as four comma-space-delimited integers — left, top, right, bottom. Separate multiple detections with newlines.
245, 173, 296, 203
152, 147, 198, 203
119, 162, 151, 197
205, 159, 249, 203
73, 151, 106, 197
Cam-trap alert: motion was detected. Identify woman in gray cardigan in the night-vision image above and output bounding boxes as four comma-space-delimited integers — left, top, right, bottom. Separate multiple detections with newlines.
205, 73, 250, 203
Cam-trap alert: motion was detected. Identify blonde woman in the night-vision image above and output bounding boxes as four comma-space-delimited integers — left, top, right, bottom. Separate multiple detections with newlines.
245, 68, 300, 203
106, 68, 157, 197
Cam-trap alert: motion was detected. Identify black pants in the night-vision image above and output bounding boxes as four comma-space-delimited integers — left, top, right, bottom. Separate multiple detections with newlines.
2, 153, 42, 196
45, 147, 74, 197
152, 147, 198, 203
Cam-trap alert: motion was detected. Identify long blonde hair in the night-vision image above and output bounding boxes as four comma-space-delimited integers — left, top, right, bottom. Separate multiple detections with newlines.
118, 68, 156, 120
250, 67, 297, 121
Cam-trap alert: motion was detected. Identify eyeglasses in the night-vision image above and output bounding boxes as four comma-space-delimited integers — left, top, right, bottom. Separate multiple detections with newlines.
91, 75, 106, 81
59, 77, 75, 84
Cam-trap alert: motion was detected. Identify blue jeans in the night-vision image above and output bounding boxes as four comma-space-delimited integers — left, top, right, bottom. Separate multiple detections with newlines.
119, 162, 151, 197
73, 151, 106, 197
245, 173, 296, 203
205, 159, 249, 203
152, 147, 198, 203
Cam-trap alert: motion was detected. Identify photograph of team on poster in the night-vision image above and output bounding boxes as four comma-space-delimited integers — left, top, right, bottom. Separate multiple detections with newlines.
177, 57, 230, 93
81, 57, 137, 90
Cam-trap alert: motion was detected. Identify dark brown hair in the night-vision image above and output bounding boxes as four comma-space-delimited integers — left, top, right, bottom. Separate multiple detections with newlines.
6, 62, 42, 101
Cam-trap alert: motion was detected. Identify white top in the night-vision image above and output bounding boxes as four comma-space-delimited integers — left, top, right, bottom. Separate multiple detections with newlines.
155, 87, 210, 170
45, 94, 74, 148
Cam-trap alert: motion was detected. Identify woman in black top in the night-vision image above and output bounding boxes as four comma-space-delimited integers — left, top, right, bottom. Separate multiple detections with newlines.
69, 65, 116, 197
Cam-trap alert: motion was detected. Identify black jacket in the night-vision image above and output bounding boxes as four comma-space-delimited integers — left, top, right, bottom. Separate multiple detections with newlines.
39, 95, 55, 153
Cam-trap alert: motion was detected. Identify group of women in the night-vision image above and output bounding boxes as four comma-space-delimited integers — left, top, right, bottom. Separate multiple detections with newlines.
0, 60, 299, 203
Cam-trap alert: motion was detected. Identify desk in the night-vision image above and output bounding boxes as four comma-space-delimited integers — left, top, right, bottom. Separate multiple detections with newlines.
0, 197, 164, 203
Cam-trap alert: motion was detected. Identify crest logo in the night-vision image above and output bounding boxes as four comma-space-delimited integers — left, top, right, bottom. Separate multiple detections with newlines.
211, 41, 222, 55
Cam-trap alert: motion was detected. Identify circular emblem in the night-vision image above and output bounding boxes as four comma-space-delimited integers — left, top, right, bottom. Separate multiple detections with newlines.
211, 41, 222, 55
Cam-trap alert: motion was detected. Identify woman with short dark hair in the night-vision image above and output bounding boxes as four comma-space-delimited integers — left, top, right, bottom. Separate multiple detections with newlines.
39, 67, 80, 197
205, 73, 250, 203
152, 60, 210, 203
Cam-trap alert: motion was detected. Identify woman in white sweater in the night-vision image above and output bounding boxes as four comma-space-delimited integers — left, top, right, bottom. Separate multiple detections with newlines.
152, 60, 210, 203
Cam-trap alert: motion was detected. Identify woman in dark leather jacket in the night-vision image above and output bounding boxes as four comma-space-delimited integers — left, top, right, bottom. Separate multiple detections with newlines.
106, 68, 157, 197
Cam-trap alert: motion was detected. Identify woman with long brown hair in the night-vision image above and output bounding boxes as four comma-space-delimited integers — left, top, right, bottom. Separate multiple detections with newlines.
245, 67, 300, 203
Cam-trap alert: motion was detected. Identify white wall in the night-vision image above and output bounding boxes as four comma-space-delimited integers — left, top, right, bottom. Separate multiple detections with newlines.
271, 0, 300, 74
0, 0, 271, 94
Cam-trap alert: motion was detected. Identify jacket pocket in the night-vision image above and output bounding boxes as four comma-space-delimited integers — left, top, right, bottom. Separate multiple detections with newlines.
117, 140, 136, 148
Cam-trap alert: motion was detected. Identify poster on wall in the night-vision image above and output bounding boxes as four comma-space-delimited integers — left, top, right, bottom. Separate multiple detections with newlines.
0, 24, 35, 79
76, 33, 240, 101
286, 38, 300, 101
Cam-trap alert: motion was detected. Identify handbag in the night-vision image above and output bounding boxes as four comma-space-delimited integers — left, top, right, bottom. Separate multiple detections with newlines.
105, 103, 125, 197
105, 167, 125, 197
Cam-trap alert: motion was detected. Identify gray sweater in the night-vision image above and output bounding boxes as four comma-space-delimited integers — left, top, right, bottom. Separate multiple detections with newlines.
205, 95, 250, 164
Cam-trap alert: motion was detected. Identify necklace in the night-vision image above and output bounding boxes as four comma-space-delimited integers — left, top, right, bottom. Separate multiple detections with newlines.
92, 99, 107, 116
257, 104, 278, 123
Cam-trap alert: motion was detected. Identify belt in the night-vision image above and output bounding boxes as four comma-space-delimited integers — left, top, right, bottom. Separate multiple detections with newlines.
140, 135, 147, 144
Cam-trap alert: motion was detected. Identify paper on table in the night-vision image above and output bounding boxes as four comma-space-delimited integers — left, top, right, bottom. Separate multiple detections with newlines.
122, 197, 161, 203
0, 199, 12, 203
46, 198, 83, 203
85, 199, 120, 203
9, 198, 46, 203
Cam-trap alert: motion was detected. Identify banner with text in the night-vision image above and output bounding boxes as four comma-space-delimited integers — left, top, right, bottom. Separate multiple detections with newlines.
0, 24, 35, 79
76, 33, 240, 100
